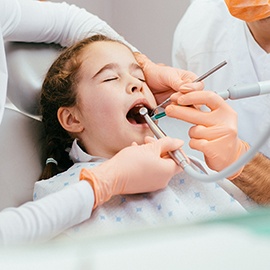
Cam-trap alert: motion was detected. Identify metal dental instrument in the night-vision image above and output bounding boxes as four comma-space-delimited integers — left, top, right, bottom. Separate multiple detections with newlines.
139, 107, 189, 169
150, 60, 227, 116
192, 60, 227, 83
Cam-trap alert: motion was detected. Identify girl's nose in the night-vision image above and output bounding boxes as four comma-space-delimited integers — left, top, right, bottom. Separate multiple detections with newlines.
127, 78, 143, 94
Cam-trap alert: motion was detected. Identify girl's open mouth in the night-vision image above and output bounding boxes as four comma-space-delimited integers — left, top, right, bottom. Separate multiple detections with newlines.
126, 104, 152, 124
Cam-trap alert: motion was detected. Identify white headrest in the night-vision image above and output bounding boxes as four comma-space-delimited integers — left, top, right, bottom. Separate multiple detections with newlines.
5, 42, 61, 115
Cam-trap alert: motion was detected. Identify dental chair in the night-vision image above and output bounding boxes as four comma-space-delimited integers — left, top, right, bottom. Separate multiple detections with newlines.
0, 42, 60, 211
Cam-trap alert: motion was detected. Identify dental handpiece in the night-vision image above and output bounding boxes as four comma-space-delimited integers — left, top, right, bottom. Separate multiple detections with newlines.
218, 80, 270, 100
139, 107, 189, 169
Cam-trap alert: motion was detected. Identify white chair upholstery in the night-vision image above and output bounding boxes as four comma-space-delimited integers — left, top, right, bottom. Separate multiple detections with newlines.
0, 42, 61, 210
0, 107, 44, 210
5, 42, 61, 115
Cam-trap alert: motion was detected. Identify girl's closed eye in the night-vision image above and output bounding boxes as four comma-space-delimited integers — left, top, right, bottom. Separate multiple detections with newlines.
138, 77, 146, 83
132, 69, 146, 83
103, 77, 118, 82
132, 70, 146, 82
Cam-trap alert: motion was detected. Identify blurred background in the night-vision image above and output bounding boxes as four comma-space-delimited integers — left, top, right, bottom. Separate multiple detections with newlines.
48, 0, 191, 65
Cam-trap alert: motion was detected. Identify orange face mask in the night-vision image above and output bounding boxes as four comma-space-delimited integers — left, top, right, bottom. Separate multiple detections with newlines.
225, 0, 270, 22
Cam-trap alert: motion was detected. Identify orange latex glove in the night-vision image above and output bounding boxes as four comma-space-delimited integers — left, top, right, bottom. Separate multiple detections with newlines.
134, 52, 204, 105
165, 91, 250, 180
80, 136, 183, 208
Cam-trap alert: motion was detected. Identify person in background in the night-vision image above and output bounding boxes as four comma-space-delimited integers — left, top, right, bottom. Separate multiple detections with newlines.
170, 0, 270, 204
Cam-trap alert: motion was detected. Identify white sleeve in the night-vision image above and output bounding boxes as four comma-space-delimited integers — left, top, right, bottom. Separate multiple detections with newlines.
0, 181, 94, 245
2, 0, 137, 51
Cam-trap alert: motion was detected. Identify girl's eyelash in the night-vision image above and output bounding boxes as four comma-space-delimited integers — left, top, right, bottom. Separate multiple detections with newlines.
103, 77, 145, 82
104, 77, 117, 82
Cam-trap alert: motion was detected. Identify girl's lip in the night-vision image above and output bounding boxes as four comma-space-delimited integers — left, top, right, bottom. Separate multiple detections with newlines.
128, 98, 152, 112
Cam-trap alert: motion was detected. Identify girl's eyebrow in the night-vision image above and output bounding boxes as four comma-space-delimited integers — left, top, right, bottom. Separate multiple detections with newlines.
92, 62, 143, 78
130, 62, 144, 73
92, 63, 118, 78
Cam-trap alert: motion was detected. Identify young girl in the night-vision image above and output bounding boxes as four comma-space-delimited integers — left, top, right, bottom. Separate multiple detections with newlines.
35, 35, 250, 240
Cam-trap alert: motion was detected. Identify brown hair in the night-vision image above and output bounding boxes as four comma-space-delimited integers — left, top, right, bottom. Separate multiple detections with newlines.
39, 34, 118, 180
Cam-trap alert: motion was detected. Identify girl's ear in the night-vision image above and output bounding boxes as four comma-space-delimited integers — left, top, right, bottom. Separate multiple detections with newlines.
57, 107, 84, 133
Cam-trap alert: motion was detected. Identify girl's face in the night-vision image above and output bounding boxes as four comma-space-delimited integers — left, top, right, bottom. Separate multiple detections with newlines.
71, 41, 157, 158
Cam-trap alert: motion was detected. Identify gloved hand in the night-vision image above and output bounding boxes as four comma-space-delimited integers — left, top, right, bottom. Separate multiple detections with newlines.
80, 136, 184, 208
134, 52, 204, 105
165, 90, 250, 180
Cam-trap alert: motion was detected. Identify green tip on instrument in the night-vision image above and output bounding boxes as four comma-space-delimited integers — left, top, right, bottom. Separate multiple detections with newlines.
150, 111, 166, 120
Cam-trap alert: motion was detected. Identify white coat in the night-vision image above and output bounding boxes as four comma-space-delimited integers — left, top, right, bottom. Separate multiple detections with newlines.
172, 0, 270, 158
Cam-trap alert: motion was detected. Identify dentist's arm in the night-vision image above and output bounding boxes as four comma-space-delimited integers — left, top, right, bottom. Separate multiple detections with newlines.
5, 0, 132, 48
0, 181, 93, 245
232, 153, 270, 205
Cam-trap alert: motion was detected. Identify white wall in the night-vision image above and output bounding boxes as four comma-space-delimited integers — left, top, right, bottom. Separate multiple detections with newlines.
50, 0, 190, 65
